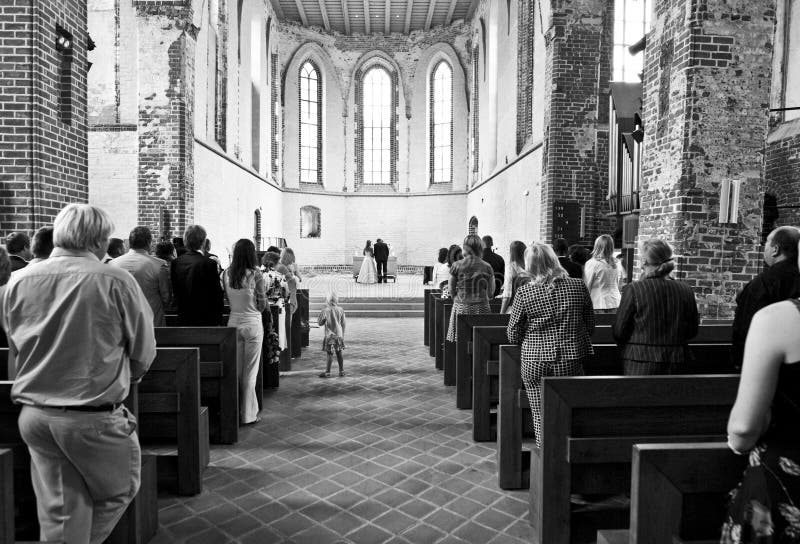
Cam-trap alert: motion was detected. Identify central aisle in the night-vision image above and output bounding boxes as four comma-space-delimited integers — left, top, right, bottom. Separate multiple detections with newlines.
154, 318, 533, 543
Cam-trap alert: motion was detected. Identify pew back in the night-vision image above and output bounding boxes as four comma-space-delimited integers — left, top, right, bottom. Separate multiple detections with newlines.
456, 313, 509, 409
0, 448, 11, 544
154, 327, 238, 445
423, 289, 441, 347
138, 347, 209, 496
472, 326, 508, 441
532, 369, 739, 544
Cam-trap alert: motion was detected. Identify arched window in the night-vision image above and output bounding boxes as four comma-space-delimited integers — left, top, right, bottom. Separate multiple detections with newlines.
469, 216, 479, 235
300, 206, 321, 238
430, 61, 453, 184
361, 66, 393, 185
299, 61, 322, 184
613, 0, 652, 81
472, 47, 480, 174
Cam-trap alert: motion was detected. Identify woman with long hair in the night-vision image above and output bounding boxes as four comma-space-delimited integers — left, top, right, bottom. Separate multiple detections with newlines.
224, 239, 267, 425
583, 234, 621, 311
446, 235, 494, 343
500, 240, 530, 314
276, 248, 300, 316
612, 238, 698, 375
357, 240, 378, 284
432, 247, 450, 289
507, 243, 594, 444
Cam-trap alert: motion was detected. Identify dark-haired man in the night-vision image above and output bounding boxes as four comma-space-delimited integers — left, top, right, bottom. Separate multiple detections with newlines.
111, 226, 171, 326
732, 226, 800, 368
481, 235, 505, 298
373, 239, 389, 283
554, 238, 583, 279
6, 232, 31, 272
28, 227, 54, 265
170, 225, 224, 326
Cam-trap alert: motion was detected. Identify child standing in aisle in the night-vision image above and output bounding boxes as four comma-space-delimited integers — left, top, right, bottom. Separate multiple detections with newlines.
318, 291, 346, 377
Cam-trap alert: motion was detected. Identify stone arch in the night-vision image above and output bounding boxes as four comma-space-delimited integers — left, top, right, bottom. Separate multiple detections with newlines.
346, 50, 407, 118
409, 43, 468, 192
300, 205, 322, 238
283, 42, 345, 190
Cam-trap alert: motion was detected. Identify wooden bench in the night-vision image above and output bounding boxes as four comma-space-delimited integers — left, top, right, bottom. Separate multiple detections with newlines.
428, 293, 441, 358
596, 442, 746, 544
0, 382, 158, 543
0, 448, 11, 544
441, 300, 454, 383
423, 289, 441, 348
433, 297, 447, 370
515, 362, 739, 544
154, 327, 238, 445
137, 347, 210, 496
456, 313, 509, 410
446, 301, 502, 391
472, 325, 508, 441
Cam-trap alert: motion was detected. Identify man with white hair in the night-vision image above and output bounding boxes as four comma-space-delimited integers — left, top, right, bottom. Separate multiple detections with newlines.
1, 203, 156, 544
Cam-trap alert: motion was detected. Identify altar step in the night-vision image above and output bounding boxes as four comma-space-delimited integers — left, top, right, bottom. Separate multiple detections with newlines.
309, 297, 424, 318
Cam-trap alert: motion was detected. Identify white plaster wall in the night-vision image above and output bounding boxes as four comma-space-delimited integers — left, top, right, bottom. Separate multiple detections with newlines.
88, 130, 139, 239
466, 147, 543, 261
194, 143, 283, 266
282, 191, 467, 266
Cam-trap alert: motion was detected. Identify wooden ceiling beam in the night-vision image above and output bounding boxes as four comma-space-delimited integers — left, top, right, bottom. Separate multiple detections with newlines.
424, 0, 436, 30
403, 0, 413, 34
269, 0, 286, 20
445, 0, 458, 26
363, 0, 371, 33
384, 0, 391, 33
465, 0, 479, 22
293, 0, 309, 26
317, 0, 330, 31
341, 0, 351, 34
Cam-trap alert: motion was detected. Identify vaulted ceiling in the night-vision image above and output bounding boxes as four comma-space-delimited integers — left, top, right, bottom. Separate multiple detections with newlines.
268, 0, 478, 35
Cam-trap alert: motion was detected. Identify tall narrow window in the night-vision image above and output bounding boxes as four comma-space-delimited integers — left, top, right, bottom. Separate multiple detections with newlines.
613, 0, 651, 82
361, 66, 392, 185
250, 19, 261, 172
785, 0, 800, 121
299, 61, 322, 184
56, 25, 74, 124
472, 48, 480, 173
271, 53, 280, 177
253, 210, 262, 250
430, 61, 453, 184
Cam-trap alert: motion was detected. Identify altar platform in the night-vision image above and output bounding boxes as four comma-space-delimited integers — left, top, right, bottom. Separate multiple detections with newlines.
302, 273, 429, 317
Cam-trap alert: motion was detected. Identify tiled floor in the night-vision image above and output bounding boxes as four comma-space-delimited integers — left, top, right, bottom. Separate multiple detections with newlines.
153, 317, 534, 543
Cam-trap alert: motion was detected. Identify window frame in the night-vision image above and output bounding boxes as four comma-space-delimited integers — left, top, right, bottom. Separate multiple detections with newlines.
358, 64, 396, 187
299, 60, 323, 184
429, 59, 453, 185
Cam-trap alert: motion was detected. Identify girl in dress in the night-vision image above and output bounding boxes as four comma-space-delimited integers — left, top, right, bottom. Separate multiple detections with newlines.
583, 234, 621, 311
318, 291, 346, 378
357, 240, 378, 284
224, 239, 267, 425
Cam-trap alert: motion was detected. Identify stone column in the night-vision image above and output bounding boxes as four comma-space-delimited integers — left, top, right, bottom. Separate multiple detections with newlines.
638, 0, 776, 317
135, 1, 197, 240
540, 0, 615, 245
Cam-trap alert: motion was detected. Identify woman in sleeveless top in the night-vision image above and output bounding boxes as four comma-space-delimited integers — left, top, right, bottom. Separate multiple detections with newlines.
583, 234, 621, 311
722, 288, 800, 542
357, 240, 378, 284
224, 239, 267, 425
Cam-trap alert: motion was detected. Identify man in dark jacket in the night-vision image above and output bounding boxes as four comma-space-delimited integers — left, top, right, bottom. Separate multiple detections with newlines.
554, 238, 583, 279
481, 235, 505, 298
373, 239, 389, 283
732, 226, 800, 368
171, 225, 224, 326
6, 232, 31, 272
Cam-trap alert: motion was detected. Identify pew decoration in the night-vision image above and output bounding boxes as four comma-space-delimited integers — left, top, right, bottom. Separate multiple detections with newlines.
265, 331, 281, 365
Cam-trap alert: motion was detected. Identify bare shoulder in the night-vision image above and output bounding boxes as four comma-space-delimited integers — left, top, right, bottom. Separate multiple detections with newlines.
751, 299, 800, 336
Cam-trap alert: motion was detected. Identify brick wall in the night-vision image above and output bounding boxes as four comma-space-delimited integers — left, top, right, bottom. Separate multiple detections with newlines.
765, 120, 800, 228
0, 0, 88, 236
638, 0, 776, 318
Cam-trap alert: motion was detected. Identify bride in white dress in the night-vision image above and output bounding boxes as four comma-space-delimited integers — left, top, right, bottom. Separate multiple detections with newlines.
357, 240, 378, 284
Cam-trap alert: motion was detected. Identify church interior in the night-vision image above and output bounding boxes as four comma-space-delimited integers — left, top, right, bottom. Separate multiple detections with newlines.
1, 0, 799, 542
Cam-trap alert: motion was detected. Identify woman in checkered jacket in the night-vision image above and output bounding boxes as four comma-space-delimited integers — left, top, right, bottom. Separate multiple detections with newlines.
507, 243, 595, 445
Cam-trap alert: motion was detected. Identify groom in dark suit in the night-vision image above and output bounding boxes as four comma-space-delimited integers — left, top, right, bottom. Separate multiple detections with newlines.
373, 239, 389, 283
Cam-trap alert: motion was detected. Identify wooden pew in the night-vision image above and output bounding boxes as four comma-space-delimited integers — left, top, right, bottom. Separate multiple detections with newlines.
447, 301, 502, 392
423, 289, 440, 348
595, 442, 746, 544
154, 327, 238, 445
456, 313, 509, 410
514, 359, 739, 544
0, 382, 158, 543
429, 293, 442, 358
0, 448, 11, 544
441, 300, 454, 383
434, 297, 446, 370
137, 347, 210, 496
472, 325, 508, 441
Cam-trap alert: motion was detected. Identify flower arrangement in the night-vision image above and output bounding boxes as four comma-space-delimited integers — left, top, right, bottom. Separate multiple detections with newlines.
265, 330, 281, 365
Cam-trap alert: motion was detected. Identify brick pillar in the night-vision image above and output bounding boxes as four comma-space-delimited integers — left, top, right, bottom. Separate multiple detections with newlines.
638, 0, 776, 318
135, 2, 196, 240
540, 0, 615, 246
0, 0, 88, 236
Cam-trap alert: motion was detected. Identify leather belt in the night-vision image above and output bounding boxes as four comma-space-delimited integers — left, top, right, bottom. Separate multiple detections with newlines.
39, 403, 121, 412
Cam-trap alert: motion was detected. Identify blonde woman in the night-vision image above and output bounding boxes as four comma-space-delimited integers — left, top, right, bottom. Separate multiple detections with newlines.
507, 243, 594, 445
275, 248, 300, 316
500, 240, 530, 314
583, 234, 621, 310
446, 235, 494, 342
